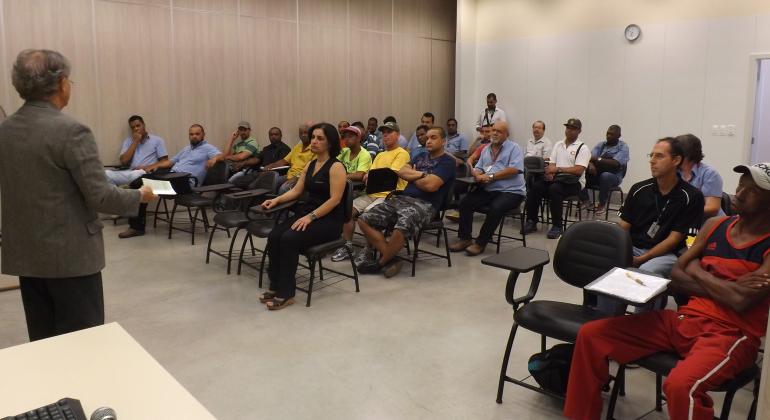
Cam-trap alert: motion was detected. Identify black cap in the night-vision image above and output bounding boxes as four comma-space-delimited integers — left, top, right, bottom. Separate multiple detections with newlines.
564, 118, 582, 130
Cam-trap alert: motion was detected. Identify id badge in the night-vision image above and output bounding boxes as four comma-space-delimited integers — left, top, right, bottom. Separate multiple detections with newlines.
647, 222, 660, 238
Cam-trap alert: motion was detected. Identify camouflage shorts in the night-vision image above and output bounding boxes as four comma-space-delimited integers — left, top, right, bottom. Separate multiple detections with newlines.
358, 195, 434, 239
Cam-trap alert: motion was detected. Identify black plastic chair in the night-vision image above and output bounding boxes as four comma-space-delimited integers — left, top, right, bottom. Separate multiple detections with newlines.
205, 171, 279, 274
606, 352, 759, 420
721, 192, 735, 216
587, 185, 625, 220
238, 181, 359, 307
168, 161, 233, 245
495, 220, 633, 403
399, 180, 455, 277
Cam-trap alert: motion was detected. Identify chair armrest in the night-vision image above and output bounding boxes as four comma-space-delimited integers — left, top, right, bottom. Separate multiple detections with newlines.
152, 171, 191, 180
507, 266, 545, 310
224, 188, 270, 200
104, 164, 128, 170
193, 183, 235, 193
246, 200, 297, 220
456, 176, 477, 185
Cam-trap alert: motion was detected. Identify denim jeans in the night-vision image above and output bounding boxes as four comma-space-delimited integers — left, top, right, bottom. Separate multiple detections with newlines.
581, 171, 622, 206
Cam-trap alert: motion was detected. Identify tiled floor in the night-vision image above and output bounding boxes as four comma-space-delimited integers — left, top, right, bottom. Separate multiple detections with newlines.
0, 212, 757, 419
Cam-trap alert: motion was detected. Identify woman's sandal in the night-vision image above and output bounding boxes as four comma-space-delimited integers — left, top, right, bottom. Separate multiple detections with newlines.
259, 291, 277, 303
266, 297, 295, 311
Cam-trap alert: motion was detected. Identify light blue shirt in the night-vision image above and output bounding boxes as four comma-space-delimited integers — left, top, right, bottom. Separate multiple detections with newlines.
397, 134, 409, 149
446, 133, 470, 153
474, 140, 525, 195
406, 133, 421, 151
170, 140, 221, 185
680, 162, 725, 216
591, 139, 630, 178
120, 134, 167, 169
409, 145, 427, 161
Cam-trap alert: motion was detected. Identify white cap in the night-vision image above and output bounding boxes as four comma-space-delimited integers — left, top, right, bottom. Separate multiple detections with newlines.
733, 163, 770, 191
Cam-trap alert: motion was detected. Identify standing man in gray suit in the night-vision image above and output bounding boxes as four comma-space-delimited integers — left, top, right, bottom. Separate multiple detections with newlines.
0, 49, 155, 341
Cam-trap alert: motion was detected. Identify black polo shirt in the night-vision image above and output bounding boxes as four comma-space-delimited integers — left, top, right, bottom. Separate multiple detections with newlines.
260, 141, 291, 167
619, 177, 704, 250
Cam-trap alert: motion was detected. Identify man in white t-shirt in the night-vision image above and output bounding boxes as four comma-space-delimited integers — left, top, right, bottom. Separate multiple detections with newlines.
525, 120, 552, 160
522, 118, 591, 239
475, 92, 507, 131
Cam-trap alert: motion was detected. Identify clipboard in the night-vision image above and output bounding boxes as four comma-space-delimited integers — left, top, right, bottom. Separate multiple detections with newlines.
366, 168, 399, 195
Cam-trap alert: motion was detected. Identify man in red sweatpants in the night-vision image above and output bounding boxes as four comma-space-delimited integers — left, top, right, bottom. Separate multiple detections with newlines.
564, 162, 770, 420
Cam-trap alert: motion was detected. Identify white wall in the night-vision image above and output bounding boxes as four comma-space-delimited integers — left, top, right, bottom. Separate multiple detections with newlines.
457, 0, 770, 191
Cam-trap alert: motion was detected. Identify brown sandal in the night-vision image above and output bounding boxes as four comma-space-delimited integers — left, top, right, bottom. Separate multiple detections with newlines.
259, 291, 277, 303
266, 297, 295, 311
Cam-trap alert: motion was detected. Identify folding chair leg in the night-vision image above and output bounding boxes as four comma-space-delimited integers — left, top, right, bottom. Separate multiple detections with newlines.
541, 334, 546, 353
347, 247, 360, 292
226, 228, 241, 275
605, 365, 626, 420
496, 216, 504, 254
249, 234, 256, 256
720, 387, 739, 420
443, 227, 451, 267
520, 214, 527, 247
168, 203, 179, 239
306, 259, 316, 307
496, 322, 519, 404
411, 234, 421, 277
236, 233, 250, 275
655, 374, 663, 411
190, 207, 198, 245
205, 223, 218, 264
258, 249, 268, 288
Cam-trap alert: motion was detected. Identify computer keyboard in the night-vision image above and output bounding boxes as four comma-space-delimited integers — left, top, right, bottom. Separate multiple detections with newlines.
2, 398, 87, 420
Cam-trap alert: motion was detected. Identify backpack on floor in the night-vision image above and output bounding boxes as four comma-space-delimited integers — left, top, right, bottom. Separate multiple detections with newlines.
527, 343, 574, 396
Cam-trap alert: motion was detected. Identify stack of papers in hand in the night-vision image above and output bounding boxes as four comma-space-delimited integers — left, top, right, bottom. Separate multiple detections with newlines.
141, 178, 177, 195
585, 267, 671, 304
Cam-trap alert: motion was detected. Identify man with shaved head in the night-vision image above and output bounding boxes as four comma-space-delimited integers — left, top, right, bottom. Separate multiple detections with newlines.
449, 121, 526, 255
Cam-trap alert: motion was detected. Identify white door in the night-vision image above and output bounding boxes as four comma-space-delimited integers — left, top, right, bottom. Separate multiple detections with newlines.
751, 59, 770, 164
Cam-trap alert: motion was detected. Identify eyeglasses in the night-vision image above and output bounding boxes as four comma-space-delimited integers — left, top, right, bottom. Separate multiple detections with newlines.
647, 153, 668, 161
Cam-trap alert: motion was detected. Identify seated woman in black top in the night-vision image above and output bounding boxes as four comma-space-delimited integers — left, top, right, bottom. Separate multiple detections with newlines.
260, 122, 347, 310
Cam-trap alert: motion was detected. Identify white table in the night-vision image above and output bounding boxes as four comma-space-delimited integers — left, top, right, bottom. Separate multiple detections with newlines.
0, 323, 216, 419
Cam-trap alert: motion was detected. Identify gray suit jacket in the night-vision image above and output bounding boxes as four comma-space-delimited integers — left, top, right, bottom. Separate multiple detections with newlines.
0, 101, 141, 278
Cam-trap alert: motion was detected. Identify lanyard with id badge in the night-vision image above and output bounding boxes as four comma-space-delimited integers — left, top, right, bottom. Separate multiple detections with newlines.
648, 195, 671, 238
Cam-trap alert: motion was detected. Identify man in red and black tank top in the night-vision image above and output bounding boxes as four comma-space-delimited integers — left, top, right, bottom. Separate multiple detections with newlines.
564, 162, 770, 420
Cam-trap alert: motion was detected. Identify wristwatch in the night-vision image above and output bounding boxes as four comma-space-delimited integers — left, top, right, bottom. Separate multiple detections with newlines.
488, 173, 495, 180
309, 211, 318, 221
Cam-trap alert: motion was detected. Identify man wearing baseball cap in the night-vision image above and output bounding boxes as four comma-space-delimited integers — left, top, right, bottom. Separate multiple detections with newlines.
523, 117, 592, 239
337, 125, 372, 182
564, 162, 770, 420
211, 120, 259, 172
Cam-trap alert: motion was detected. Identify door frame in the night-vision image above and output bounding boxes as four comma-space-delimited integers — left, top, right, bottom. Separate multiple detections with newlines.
744, 53, 770, 164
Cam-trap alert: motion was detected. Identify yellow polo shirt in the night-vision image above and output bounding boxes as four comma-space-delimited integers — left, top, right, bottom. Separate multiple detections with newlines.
284, 142, 315, 179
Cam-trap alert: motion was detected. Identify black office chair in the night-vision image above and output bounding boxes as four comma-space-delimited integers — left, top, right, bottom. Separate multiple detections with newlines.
496, 220, 633, 403
721, 192, 735, 216
238, 181, 359, 307
205, 171, 279, 274
587, 185, 625, 221
168, 161, 233, 245
606, 352, 759, 420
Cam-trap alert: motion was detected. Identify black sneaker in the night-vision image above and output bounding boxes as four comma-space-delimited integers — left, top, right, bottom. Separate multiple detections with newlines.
546, 225, 563, 239
520, 221, 538, 235
356, 260, 382, 274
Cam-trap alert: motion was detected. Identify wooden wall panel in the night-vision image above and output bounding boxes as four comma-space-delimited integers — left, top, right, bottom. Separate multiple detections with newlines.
430, 39, 456, 126
430, 0, 457, 41
2, 0, 99, 139
174, 0, 238, 13
298, 0, 347, 26
174, 0, 237, 12
239, 0, 297, 20
349, 31, 393, 125
350, 0, 393, 32
298, 24, 349, 124
95, 0, 173, 162
393, 35, 431, 132
394, 0, 431, 37
1, 0, 455, 160
172, 9, 240, 153
239, 17, 298, 146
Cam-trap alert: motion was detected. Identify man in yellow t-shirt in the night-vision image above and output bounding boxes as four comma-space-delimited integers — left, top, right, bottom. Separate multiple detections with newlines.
331, 121, 410, 262
264, 122, 315, 193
